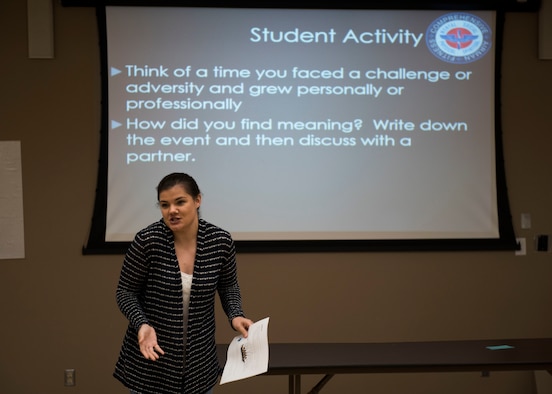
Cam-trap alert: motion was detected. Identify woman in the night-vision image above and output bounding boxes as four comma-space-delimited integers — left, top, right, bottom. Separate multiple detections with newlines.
114, 172, 253, 394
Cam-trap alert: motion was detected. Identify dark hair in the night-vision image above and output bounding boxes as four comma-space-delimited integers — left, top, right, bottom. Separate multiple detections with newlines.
156, 173, 201, 201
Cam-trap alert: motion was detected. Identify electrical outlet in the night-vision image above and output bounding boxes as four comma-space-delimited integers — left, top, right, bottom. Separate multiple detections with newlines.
64, 369, 75, 386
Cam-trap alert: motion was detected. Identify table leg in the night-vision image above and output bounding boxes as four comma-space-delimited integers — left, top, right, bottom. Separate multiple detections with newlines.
307, 374, 335, 394
289, 374, 301, 394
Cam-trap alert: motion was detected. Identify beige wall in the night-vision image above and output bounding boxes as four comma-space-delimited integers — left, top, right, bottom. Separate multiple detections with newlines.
1, 1, 551, 393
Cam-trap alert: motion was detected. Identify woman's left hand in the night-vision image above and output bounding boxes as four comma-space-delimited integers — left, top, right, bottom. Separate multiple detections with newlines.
232, 316, 254, 338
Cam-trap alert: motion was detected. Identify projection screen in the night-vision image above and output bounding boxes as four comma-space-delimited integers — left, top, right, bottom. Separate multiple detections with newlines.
84, 3, 517, 253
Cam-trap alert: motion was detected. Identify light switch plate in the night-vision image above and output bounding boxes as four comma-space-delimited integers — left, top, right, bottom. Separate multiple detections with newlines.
515, 238, 526, 256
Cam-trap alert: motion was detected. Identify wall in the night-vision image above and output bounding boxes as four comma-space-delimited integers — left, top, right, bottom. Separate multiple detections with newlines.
1, 1, 551, 393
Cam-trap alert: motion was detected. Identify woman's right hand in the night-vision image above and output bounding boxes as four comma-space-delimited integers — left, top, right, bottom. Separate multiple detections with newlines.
137, 324, 165, 360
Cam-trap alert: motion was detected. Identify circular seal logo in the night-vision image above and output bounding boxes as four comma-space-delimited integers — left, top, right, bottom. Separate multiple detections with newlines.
425, 12, 492, 64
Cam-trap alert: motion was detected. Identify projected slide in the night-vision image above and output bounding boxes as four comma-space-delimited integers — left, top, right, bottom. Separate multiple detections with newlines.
97, 6, 507, 248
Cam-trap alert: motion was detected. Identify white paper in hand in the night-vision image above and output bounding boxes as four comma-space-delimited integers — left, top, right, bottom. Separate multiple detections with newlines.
220, 317, 270, 384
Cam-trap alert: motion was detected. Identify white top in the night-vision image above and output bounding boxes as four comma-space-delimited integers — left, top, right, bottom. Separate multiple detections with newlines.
181, 271, 193, 364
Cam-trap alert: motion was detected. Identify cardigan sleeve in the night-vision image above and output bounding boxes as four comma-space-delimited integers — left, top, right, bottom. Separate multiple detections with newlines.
216, 235, 246, 323
115, 231, 151, 330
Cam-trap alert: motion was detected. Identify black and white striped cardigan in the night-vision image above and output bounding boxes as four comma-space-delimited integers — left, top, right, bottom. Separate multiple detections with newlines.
114, 218, 246, 394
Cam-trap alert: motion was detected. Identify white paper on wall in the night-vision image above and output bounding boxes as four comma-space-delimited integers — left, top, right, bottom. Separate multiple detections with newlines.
0, 141, 25, 259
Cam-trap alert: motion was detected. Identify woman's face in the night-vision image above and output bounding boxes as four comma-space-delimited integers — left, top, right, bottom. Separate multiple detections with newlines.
158, 184, 201, 234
